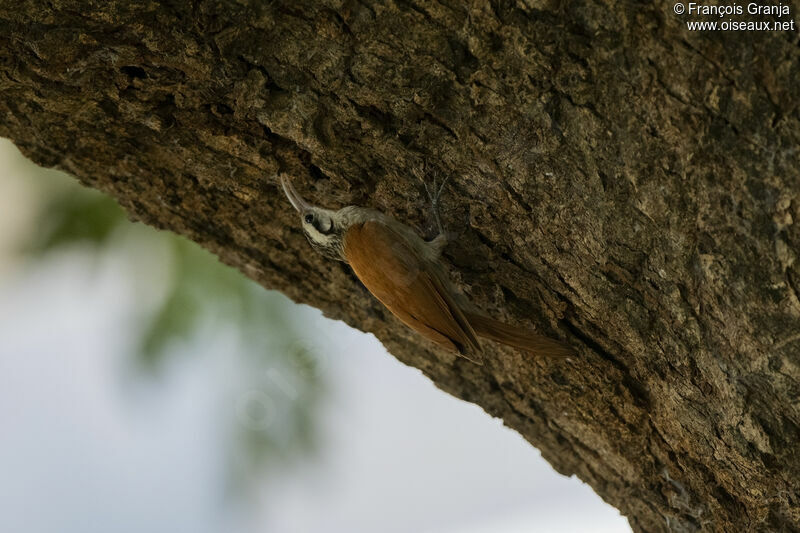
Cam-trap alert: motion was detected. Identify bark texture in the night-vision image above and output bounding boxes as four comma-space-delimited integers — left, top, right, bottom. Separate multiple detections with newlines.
2, 1, 799, 531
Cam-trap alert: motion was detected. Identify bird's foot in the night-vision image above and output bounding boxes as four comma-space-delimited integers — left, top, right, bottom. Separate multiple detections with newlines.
427, 232, 448, 259
422, 172, 450, 236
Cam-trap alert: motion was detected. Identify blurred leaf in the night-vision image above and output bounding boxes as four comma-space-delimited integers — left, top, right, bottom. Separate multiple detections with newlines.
26, 187, 126, 253
16, 157, 326, 487
139, 282, 201, 368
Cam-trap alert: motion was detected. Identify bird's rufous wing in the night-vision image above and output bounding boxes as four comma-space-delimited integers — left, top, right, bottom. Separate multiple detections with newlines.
343, 220, 482, 361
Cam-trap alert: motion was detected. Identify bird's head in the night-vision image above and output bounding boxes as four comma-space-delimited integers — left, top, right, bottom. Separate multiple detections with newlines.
281, 176, 347, 261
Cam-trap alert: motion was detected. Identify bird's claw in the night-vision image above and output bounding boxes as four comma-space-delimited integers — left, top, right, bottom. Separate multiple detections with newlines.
421, 170, 450, 236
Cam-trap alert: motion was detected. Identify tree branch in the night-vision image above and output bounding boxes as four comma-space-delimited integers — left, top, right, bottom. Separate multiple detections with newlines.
2, 1, 799, 530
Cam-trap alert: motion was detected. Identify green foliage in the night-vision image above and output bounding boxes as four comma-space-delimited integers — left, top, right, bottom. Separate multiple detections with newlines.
17, 157, 324, 487
26, 186, 123, 253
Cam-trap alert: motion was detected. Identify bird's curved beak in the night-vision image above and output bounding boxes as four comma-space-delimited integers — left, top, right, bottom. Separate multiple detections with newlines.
280, 176, 311, 212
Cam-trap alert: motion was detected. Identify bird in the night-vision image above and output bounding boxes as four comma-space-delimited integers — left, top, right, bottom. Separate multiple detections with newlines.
280, 175, 573, 364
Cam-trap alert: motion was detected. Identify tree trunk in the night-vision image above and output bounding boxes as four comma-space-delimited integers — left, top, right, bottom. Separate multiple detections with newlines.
2, 1, 799, 530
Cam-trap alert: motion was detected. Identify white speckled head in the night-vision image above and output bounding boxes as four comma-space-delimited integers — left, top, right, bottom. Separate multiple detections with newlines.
280, 176, 346, 260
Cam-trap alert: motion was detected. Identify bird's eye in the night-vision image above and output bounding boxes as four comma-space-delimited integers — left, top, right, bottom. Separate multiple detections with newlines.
304, 213, 314, 224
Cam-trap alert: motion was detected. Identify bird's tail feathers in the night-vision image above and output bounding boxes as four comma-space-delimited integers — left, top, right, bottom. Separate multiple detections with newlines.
465, 312, 573, 357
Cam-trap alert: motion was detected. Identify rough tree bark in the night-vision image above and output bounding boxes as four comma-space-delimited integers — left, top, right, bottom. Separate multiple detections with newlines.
1, 1, 799, 531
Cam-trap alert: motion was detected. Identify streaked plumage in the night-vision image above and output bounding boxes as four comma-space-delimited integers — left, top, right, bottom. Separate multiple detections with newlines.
281, 177, 572, 363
